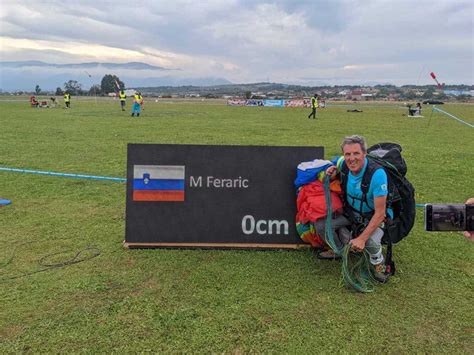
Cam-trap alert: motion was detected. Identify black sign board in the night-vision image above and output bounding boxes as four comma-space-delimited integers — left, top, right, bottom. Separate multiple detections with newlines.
124, 144, 324, 249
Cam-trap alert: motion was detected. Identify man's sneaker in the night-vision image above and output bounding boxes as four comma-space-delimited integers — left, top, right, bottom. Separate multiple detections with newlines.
317, 249, 341, 260
372, 263, 389, 283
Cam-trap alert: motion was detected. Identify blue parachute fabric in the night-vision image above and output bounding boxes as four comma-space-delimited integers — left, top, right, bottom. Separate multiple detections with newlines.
331, 156, 341, 166
294, 159, 333, 189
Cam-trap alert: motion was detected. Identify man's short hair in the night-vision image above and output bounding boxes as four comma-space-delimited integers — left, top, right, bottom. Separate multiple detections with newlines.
341, 135, 367, 152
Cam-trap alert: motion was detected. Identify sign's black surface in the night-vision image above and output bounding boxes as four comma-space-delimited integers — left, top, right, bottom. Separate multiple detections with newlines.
125, 144, 324, 247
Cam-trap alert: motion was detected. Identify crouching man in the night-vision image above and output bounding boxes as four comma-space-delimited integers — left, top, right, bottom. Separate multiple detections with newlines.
326, 135, 391, 283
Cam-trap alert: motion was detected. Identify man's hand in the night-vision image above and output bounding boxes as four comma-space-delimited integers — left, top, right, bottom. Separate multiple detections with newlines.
326, 165, 337, 178
464, 198, 474, 241
350, 195, 386, 253
350, 237, 367, 252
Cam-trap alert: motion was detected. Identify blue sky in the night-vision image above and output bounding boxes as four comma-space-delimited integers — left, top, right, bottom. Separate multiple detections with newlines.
0, 0, 473, 88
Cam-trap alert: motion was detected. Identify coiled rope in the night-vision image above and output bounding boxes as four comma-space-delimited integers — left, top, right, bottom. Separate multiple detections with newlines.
323, 176, 376, 293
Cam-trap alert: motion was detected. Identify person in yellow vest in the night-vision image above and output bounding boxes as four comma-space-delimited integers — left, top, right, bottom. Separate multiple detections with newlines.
138, 91, 144, 111
119, 90, 127, 111
308, 94, 319, 119
64, 92, 71, 108
131, 92, 141, 117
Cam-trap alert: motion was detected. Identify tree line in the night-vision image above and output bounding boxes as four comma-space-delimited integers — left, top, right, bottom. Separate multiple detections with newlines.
34, 74, 125, 96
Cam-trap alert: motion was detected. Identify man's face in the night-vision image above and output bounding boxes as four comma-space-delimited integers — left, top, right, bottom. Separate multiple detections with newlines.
343, 143, 366, 174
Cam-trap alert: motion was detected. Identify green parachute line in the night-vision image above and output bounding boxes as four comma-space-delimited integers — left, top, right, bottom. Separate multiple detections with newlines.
323, 176, 376, 293
323, 176, 343, 255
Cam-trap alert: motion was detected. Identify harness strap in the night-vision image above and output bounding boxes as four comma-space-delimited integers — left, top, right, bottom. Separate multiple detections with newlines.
385, 238, 395, 275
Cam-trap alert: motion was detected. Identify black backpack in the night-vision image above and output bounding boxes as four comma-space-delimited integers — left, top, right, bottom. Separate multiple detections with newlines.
340, 142, 416, 274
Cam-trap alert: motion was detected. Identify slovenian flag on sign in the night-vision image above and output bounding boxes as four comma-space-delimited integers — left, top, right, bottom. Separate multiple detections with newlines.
133, 165, 185, 201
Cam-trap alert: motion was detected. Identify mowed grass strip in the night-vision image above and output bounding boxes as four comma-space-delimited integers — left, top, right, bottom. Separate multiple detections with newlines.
0, 98, 473, 352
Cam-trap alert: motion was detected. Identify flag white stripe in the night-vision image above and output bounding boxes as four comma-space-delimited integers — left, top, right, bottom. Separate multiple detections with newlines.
133, 165, 185, 180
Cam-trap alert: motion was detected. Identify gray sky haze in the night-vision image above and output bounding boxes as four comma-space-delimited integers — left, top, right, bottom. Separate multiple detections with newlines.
0, 0, 473, 89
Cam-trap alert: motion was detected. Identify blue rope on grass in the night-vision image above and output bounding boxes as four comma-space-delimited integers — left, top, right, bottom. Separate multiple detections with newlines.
432, 106, 474, 128
0, 167, 126, 182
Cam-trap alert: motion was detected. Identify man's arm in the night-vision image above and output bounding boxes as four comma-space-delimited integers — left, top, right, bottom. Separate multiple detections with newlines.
325, 157, 344, 180
350, 195, 386, 252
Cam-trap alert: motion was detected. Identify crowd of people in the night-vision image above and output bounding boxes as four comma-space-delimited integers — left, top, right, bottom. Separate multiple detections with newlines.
30, 90, 146, 117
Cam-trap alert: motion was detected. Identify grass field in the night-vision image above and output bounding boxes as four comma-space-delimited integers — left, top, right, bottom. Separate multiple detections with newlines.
1, 97, 473, 353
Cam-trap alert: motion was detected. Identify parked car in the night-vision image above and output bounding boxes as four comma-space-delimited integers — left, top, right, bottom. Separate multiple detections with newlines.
422, 100, 444, 104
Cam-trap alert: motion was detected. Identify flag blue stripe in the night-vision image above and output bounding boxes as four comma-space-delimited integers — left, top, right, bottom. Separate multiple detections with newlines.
133, 179, 185, 190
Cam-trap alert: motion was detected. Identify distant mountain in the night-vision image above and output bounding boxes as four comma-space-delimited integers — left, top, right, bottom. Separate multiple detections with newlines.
1, 61, 170, 71
0, 60, 235, 90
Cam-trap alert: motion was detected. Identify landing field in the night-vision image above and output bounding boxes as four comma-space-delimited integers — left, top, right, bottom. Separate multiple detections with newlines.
1, 98, 473, 352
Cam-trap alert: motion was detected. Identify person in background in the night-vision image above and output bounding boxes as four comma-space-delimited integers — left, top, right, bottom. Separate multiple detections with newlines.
131, 92, 141, 117
64, 92, 71, 108
415, 102, 422, 116
119, 90, 127, 111
138, 92, 144, 111
30, 96, 39, 107
408, 102, 422, 116
308, 94, 319, 119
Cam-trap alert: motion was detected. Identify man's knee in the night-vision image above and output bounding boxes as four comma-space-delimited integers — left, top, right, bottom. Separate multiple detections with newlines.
364, 227, 384, 264
367, 227, 384, 245
313, 215, 351, 247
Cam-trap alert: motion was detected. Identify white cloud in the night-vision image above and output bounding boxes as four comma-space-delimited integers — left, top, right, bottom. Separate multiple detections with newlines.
0, 37, 153, 64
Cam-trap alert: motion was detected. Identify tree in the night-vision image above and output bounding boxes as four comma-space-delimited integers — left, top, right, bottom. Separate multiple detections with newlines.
101, 74, 125, 94
422, 87, 435, 99
375, 87, 389, 99
63, 80, 82, 95
244, 91, 252, 99
35, 85, 41, 95
402, 90, 417, 100
88, 84, 101, 96
55, 87, 64, 96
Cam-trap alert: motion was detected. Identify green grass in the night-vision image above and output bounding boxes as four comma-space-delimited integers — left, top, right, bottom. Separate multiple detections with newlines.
1, 97, 473, 352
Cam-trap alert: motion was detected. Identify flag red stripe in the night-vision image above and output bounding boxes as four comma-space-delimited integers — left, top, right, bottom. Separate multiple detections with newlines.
133, 190, 185, 201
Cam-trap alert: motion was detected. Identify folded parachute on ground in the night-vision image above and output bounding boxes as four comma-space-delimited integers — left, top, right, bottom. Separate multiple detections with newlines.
294, 159, 344, 248
0, 199, 12, 206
